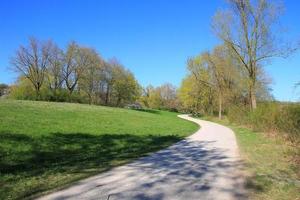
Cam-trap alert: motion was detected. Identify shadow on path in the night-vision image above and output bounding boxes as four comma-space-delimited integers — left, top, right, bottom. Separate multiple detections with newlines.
46, 139, 247, 200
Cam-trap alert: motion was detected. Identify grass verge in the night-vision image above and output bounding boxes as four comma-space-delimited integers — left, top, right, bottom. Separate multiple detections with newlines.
0, 100, 199, 199
201, 116, 300, 200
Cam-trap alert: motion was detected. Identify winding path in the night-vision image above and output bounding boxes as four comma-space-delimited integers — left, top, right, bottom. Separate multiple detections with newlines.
38, 115, 247, 200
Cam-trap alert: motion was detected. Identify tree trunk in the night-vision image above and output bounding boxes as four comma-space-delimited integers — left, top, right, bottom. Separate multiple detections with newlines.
35, 84, 41, 100
105, 85, 110, 105
249, 81, 257, 110
218, 93, 222, 119
88, 93, 92, 105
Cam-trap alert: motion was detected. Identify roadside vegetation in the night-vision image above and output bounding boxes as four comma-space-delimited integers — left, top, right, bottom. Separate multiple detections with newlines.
0, 100, 198, 199
202, 116, 299, 200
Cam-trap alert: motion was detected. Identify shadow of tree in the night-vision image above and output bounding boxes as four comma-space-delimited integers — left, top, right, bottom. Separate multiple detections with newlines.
50, 140, 251, 200
0, 132, 182, 199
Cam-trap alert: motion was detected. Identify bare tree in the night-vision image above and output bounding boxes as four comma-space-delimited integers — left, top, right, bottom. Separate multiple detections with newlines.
11, 37, 52, 99
212, 0, 293, 110
47, 43, 64, 96
63, 42, 79, 95
63, 42, 90, 96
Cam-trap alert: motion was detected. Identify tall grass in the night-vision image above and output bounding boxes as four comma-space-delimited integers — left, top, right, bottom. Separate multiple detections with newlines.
227, 102, 300, 143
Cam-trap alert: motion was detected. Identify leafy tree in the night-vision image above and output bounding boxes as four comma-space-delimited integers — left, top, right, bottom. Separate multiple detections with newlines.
178, 75, 204, 114
212, 0, 293, 110
79, 48, 105, 104
110, 60, 141, 106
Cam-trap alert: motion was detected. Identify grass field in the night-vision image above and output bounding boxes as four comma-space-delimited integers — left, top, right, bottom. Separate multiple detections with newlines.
202, 117, 300, 200
0, 100, 199, 200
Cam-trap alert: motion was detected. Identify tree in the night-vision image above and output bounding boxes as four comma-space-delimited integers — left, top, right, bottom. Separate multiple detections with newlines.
10, 38, 142, 106
159, 83, 178, 111
47, 43, 64, 97
212, 0, 290, 110
79, 48, 105, 104
11, 37, 52, 99
110, 60, 141, 106
139, 85, 154, 108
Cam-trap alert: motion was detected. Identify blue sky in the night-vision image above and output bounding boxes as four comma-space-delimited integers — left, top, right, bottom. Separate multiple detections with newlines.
0, 0, 299, 101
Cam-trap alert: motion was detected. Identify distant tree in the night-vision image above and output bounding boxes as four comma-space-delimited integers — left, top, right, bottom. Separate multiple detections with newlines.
10, 38, 142, 106
79, 48, 105, 104
62, 42, 81, 95
202, 46, 238, 119
186, 55, 219, 116
47, 43, 64, 97
212, 0, 293, 110
157, 83, 178, 111
139, 85, 154, 108
11, 37, 52, 99
178, 74, 213, 115
109, 60, 141, 106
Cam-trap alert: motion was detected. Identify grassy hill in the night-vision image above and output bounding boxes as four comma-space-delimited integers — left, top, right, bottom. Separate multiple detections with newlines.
0, 100, 198, 200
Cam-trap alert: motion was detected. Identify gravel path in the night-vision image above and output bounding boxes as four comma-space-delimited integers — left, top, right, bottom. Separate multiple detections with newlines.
38, 115, 247, 200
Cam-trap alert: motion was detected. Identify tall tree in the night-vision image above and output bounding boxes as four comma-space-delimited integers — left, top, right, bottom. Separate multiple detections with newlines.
110, 60, 141, 106
62, 42, 79, 95
11, 37, 52, 99
212, 0, 290, 110
47, 43, 64, 96
203, 47, 234, 119
63, 43, 89, 96
80, 48, 105, 104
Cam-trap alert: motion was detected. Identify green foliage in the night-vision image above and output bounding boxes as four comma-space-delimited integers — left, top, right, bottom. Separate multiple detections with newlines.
139, 83, 178, 112
111, 66, 141, 106
0, 100, 198, 199
178, 75, 212, 114
227, 102, 300, 143
9, 77, 36, 100
10, 38, 141, 107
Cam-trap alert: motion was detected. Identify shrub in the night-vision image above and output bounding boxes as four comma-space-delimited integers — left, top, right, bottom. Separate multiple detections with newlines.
227, 102, 300, 143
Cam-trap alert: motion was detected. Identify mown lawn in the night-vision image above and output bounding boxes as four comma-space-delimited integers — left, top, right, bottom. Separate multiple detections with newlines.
0, 100, 198, 200
202, 117, 300, 200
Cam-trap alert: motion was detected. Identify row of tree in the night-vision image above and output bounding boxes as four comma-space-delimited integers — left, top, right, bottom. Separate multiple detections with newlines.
177, 45, 272, 118
8, 0, 298, 115
143, 0, 297, 118
10, 38, 140, 106
177, 0, 298, 118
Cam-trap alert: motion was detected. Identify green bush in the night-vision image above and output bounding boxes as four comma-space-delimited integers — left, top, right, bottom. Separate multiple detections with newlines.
276, 104, 300, 142
227, 102, 300, 143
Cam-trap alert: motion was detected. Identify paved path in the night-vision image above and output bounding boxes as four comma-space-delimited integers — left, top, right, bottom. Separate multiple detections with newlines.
38, 115, 247, 200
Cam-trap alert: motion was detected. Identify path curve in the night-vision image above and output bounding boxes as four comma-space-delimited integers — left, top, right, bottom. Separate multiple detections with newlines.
38, 115, 247, 200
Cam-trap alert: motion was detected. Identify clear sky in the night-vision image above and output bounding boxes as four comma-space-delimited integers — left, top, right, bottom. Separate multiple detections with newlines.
0, 0, 299, 101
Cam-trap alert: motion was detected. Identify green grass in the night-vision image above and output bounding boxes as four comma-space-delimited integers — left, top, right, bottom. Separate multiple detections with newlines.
201, 116, 300, 200
0, 100, 199, 200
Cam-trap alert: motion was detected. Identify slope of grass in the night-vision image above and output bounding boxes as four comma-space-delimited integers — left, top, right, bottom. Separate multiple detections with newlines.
201, 116, 300, 200
0, 100, 199, 200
